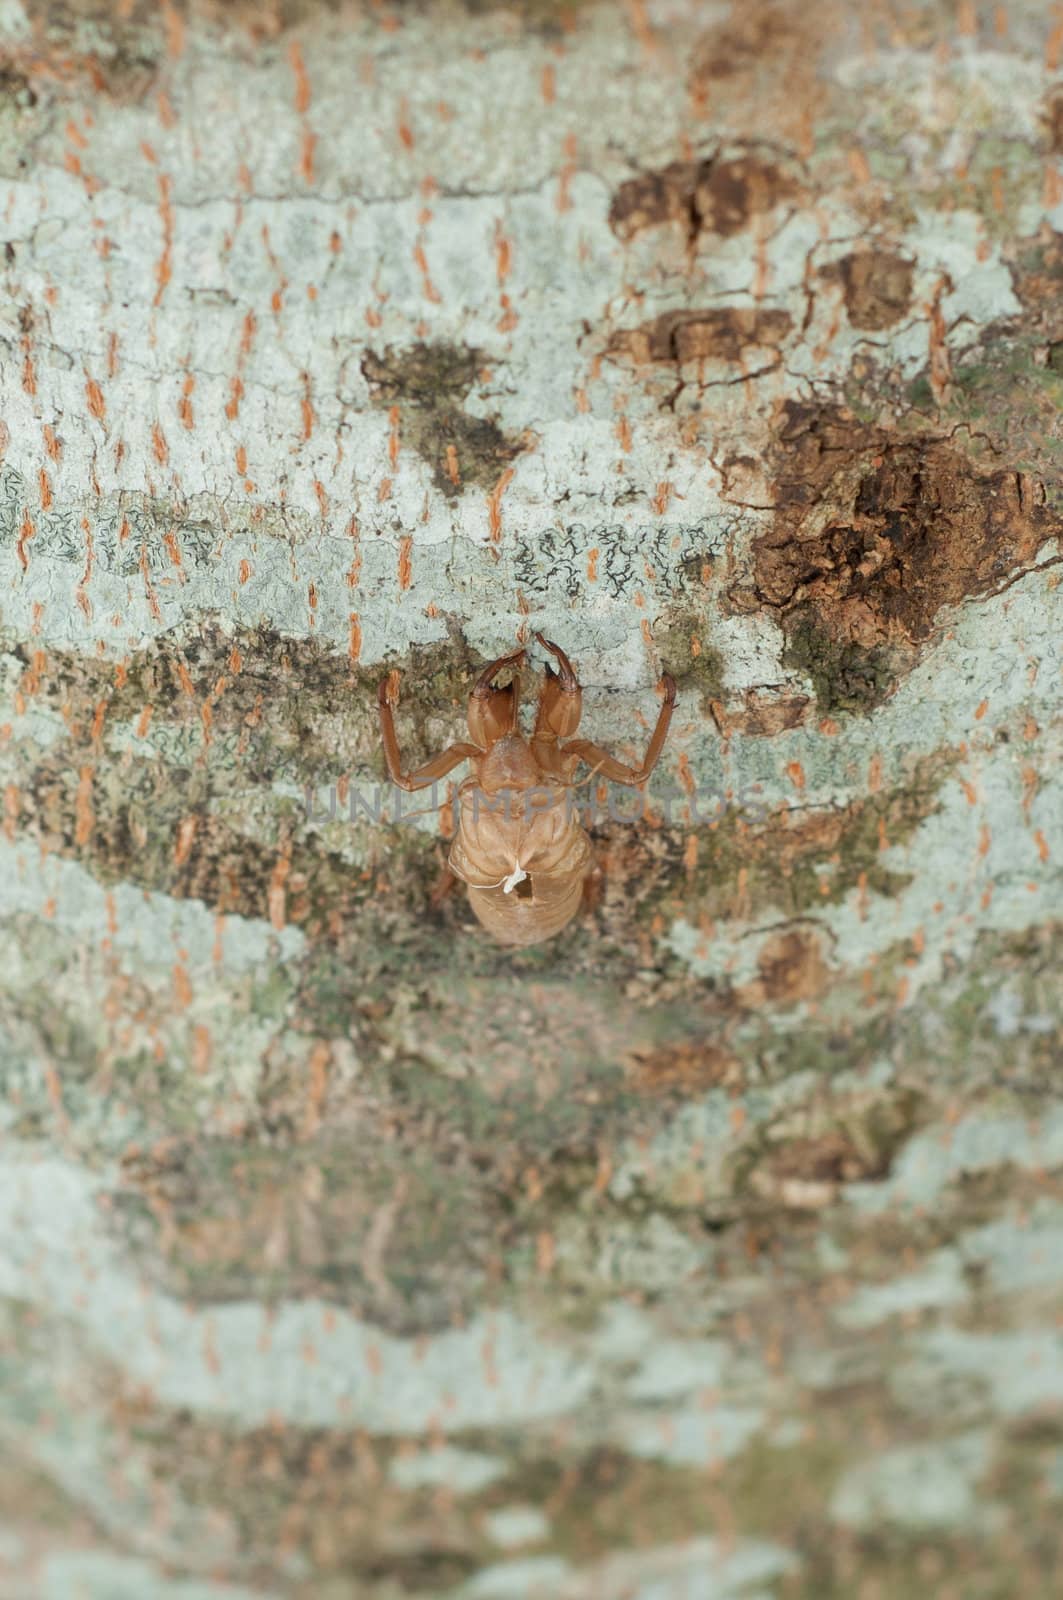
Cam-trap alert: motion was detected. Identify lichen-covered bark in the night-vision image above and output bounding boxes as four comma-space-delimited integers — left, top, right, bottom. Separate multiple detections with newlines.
0, 1, 1061, 1596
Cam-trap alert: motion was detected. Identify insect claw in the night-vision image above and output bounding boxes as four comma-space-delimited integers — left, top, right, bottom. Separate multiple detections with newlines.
660, 671, 678, 706
533, 632, 578, 690
473, 646, 525, 697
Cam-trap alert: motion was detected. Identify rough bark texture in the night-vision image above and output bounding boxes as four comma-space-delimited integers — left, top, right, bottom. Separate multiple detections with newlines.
1, 1, 1062, 1596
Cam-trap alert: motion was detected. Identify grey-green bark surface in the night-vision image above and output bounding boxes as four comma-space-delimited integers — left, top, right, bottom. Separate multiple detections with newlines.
0, 0, 1062, 1595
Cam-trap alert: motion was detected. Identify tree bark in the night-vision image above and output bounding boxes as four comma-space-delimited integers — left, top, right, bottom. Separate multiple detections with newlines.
1, 1, 1062, 1595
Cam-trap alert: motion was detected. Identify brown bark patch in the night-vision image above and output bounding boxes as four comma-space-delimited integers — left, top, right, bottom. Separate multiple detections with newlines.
739, 402, 1061, 713
709, 689, 811, 739
821, 250, 915, 331
694, 153, 799, 236
688, 1, 846, 148
608, 307, 792, 367
694, 0, 824, 81
609, 161, 699, 241
17, 2, 162, 99
749, 1131, 887, 1210
626, 1038, 741, 1094
746, 925, 831, 1006
744, 1082, 928, 1212
609, 153, 798, 242
361, 343, 526, 498
1007, 229, 1063, 340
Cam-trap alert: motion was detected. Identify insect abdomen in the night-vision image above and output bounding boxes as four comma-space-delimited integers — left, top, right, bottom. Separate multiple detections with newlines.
465, 871, 584, 947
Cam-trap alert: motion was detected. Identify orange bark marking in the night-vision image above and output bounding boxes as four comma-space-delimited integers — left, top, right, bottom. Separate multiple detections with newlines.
786, 761, 806, 792
397, 536, 413, 590
557, 131, 577, 211
299, 127, 317, 184
289, 40, 311, 113
178, 373, 195, 430
1044, 162, 1063, 210
74, 767, 94, 847
163, 530, 183, 574
974, 697, 988, 720
1034, 829, 1050, 863
192, 1024, 212, 1075
161, 0, 185, 57
848, 146, 872, 183
16, 512, 34, 572
153, 173, 174, 307
86, 377, 106, 422
348, 614, 362, 662
238, 559, 252, 585
305, 1041, 330, 1133
488, 467, 515, 544
3, 784, 20, 843
1048, 15, 1063, 70
174, 815, 198, 866
495, 225, 512, 284
269, 852, 290, 930
412, 241, 441, 302
239, 309, 257, 361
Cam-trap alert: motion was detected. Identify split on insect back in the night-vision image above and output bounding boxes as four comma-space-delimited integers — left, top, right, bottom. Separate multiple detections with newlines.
378, 634, 677, 946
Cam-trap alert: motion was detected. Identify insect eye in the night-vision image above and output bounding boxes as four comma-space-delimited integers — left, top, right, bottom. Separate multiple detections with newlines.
514, 875, 534, 900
